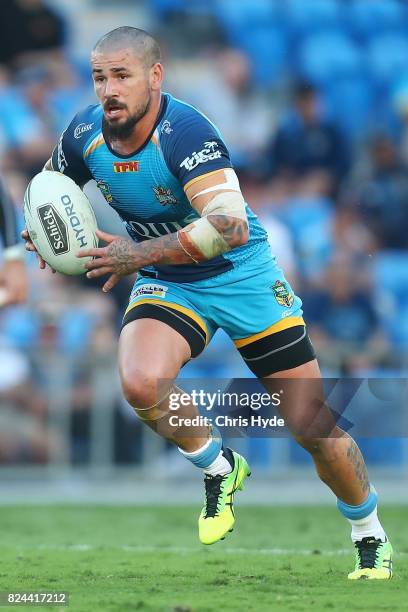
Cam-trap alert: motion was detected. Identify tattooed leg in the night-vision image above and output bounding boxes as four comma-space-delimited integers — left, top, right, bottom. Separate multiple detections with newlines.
299, 432, 371, 505
263, 359, 371, 505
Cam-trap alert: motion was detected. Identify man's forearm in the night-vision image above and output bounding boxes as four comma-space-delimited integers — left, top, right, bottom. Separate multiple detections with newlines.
107, 215, 248, 275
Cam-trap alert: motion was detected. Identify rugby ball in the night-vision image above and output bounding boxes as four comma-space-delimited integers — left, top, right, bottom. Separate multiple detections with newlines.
23, 171, 98, 275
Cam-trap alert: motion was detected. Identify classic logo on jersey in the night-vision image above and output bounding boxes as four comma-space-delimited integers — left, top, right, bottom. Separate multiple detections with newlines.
272, 280, 294, 308
96, 179, 113, 203
153, 186, 178, 206
74, 122, 94, 139
131, 284, 168, 299
161, 120, 173, 135
180, 141, 222, 172
113, 161, 140, 173
38, 204, 69, 255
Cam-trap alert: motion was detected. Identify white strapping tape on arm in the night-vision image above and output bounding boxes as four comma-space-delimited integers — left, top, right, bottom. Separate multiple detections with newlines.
179, 190, 247, 261
190, 168, 241, 201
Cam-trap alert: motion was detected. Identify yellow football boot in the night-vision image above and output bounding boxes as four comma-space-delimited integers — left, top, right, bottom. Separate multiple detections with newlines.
198, 449, 250, 545
348, 537, 393, 580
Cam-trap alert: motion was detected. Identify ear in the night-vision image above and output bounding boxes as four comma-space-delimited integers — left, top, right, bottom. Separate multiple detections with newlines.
150, 62, 163, 91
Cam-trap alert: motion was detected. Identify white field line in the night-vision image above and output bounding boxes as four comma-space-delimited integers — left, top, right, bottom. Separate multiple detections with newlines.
9, 544, 408, 556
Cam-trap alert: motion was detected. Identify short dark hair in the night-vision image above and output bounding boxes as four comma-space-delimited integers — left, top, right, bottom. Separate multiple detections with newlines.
93, 26, 161, 69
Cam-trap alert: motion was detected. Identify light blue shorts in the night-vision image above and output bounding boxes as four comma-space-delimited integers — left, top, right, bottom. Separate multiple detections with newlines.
123, 245, 304, 360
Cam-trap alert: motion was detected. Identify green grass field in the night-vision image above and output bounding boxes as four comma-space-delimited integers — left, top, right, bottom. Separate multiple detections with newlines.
0, 505, 406, 611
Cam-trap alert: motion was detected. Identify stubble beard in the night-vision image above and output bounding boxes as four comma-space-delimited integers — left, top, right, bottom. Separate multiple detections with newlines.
104, 93, 152, 141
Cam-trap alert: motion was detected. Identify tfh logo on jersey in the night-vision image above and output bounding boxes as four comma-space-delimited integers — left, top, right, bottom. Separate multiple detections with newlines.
153, 186, 178, 206
113, 161, 140, 173
180, 141, 222, 172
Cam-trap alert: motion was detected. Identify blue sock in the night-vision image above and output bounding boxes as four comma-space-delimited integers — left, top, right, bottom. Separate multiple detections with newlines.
337, 486, 378, 520
179, 426, 227, 471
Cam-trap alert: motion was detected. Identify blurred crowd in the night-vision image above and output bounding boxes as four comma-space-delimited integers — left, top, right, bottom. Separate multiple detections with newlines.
1, 0, 408, 466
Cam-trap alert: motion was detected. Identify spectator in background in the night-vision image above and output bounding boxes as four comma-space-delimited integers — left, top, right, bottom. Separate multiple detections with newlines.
267, 82, 350, 197
0, 0, 65, 70
302, 253, 385, 373
168, 48, 273, 173
341, 135, 408, 250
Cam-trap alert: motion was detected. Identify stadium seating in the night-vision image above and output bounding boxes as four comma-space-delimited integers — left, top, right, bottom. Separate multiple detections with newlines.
372, 251, 408, 347
297, 32, 363, 85
323, 75, 374, 138
284, 0, 343, 34
368, 33, 408, 86
348, 0, 407, 40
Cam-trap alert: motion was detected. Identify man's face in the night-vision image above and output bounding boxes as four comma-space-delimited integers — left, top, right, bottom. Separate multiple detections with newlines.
91, 48, 151, 139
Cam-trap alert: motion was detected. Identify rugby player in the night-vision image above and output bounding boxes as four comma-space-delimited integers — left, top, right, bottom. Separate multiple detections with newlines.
0, 178, 27, 306
23, 27, 392, 579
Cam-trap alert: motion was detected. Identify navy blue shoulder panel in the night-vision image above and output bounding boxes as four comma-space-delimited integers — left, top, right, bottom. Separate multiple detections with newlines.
51, 105, 101, 185
159, 95, 233, 188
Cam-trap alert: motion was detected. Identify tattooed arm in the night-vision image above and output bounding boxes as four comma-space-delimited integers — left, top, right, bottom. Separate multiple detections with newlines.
79, 169, 248, 291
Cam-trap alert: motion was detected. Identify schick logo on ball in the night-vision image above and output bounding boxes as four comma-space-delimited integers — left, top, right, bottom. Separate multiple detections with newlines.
38, 204, 69, 255
60, 194, 88, 248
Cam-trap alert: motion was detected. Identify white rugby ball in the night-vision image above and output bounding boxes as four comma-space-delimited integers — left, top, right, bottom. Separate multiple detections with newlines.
23, 171, 98, 275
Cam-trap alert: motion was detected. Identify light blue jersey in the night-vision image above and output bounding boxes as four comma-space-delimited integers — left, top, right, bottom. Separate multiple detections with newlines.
51, 93, 268, 282
52, 92, 305, 359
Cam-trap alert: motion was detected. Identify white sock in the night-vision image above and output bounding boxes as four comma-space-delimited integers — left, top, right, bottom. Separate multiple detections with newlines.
348, 506, 387, 543
179, 442, 232, 476
203, 449, 232, 477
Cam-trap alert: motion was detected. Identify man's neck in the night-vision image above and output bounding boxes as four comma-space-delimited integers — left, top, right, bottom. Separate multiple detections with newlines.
108, 93, 162, 156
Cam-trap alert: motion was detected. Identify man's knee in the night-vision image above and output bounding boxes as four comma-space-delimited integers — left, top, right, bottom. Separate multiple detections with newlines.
121, 365, 168, 411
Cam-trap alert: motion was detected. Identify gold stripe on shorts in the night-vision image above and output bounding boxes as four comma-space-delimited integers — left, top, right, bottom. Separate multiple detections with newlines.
234, 316, 305, 349
125, 298, 209, 343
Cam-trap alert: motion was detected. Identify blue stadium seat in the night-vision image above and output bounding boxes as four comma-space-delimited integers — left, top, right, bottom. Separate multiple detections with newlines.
215, 0, 281, 30
348, 0, 407, 39
237, 26, 288, 85
323, 75, 374, 139
298, 32, 363, 85
368, 34, 408, 85
372, 251, 408, 347
284, 0, 343, 33
278, 196, 334, 280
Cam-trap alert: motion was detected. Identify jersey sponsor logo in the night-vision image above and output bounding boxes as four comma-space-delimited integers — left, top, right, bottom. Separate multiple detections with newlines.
180, 141, 222, 171
38, 204, 69, 255
96, 179, 113, 203
131, 284, 168, 300
153, 186, 178, 206
74, 122, 94, 139
161, 120, 173, 135
272, 280, 294, 308
113, 161, 140, 173
128, 213, 197, 240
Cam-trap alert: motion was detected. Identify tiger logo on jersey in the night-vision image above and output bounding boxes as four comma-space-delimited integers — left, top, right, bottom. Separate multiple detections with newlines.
153, 186, 178, 206
272, 280, 294, 308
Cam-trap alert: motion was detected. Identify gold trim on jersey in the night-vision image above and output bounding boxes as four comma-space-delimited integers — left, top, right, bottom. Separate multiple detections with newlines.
84, 134, 105, 158
183, 168, 231, 192
234, 316, 305, 349
125, 298, 209, 343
